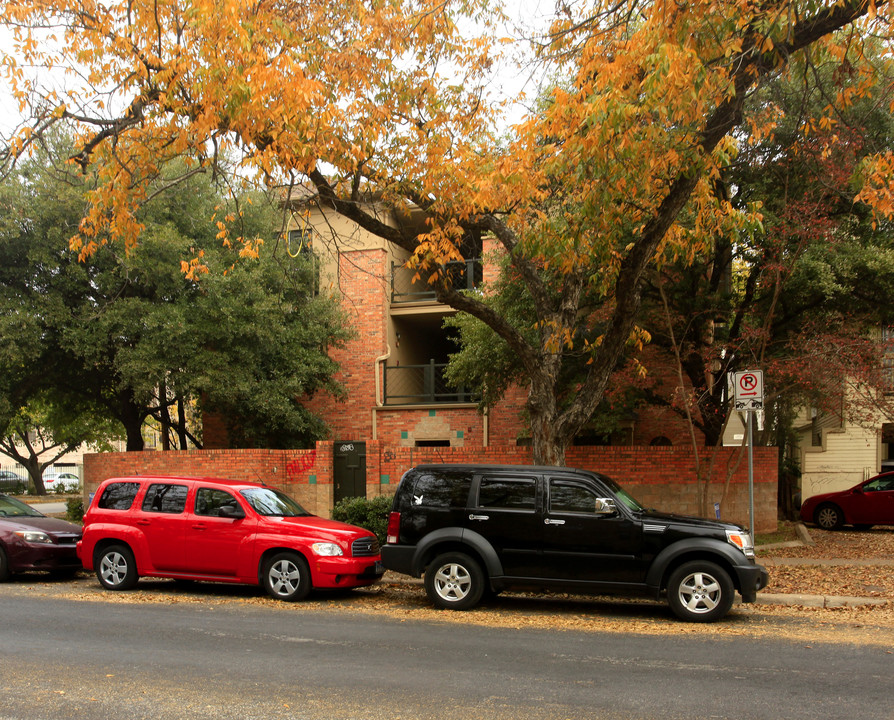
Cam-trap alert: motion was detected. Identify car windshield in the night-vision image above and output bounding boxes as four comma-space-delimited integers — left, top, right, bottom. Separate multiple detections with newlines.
598, 475, 645, 512
240, 487, 310, 517
0, 494, 45, 518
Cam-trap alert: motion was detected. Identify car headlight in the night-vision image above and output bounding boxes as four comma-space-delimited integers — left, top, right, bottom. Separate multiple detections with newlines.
15, 530, 53, 544
311, 542, 343, 557
726, 529, 754, 558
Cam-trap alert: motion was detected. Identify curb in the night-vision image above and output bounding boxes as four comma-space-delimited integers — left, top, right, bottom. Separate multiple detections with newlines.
756, 593, 891, 608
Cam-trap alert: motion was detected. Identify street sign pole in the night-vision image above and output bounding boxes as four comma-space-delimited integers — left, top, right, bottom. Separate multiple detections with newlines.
733, 369, 763, 536
748, 410, 754, 539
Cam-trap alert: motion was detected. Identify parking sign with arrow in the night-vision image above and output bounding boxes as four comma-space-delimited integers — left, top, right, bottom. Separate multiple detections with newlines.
733, 370, 763, 411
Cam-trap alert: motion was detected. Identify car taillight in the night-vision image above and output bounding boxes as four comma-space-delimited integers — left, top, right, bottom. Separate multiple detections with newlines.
386, 511, 401, 545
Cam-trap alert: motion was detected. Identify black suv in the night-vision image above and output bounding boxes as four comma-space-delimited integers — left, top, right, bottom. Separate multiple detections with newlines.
382, 464, 769, 622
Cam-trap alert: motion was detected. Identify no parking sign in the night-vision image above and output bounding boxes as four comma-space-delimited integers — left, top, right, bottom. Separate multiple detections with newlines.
733, 370, 763, 411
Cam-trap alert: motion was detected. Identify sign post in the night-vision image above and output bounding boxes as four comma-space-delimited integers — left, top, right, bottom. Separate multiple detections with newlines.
732, 370, 764, 536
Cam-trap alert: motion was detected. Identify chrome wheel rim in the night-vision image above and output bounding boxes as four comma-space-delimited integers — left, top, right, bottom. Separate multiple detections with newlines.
817, 507, 838, 529
676, 571, 722, 614
433, 562, 472, 603
100, 552, 128, 587
268, 559, 301, 597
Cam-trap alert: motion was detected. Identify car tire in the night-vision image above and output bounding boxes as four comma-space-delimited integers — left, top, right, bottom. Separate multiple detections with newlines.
0, 546, 10, 582
424, 552, 485, 610
96, 544, 138, 591
815, 503, 844, 530
666, 561, 734, 623
262, 552, 311, 601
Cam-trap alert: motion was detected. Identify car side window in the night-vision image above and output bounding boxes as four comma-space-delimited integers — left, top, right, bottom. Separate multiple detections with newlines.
141, 484, 188, 513
97, 482, 140, 510
411, 471, 473, 509
477, 477, 536, 510
549, 481, 602, 514
195, 488, 239, 517
865, 477, 894, 492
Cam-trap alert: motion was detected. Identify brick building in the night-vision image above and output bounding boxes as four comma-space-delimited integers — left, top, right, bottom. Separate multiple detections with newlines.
91, 193, 776, 531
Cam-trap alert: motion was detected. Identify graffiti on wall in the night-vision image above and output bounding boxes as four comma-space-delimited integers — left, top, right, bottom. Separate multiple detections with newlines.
286, 449, 318, 482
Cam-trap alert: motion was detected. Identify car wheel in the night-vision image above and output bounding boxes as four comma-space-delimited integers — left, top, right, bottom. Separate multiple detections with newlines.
666, 561, 734, 623
262, 552, 311, 601
96, 545, 138, 591
0, 546, 10, 582
815, 503, 844, 530
424, 552, 485, 610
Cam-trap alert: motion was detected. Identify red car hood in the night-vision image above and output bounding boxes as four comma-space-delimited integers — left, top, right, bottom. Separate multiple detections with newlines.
259, 514, 374, 542
2, 516, 82, 537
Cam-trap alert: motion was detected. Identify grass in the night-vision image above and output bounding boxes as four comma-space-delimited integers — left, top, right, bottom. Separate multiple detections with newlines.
756, 521, 801, 546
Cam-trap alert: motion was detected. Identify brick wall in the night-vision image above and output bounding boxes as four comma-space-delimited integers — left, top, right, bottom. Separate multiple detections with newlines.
302, 247, 388, 441
84, 441, 777, 532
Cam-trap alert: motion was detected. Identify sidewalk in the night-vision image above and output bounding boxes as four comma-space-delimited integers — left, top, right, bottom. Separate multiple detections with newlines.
755, 523, 893, 608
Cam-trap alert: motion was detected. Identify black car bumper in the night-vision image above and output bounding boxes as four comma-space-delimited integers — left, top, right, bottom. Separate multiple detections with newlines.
735, 562, 770, 603
381, 545, 416, 576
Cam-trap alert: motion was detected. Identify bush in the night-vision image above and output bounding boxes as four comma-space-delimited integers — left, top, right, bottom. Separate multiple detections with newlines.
65, 497, 85, 523
331, 494, 393, 545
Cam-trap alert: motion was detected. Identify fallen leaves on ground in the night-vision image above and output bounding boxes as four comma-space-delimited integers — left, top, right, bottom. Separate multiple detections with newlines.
764, 564, 894, 597
761, 525, 894, 560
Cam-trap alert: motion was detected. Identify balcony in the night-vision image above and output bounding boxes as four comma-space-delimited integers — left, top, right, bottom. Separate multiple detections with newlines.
391, 259, 482, 304
383, 361, 477, 405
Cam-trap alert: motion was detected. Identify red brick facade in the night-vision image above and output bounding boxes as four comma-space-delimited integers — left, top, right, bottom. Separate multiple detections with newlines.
84, 441, 777, 532
186, 223, 774, 531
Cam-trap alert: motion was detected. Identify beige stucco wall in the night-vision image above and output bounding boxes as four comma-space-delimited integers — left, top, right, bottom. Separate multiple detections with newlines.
799, 422, 880, 500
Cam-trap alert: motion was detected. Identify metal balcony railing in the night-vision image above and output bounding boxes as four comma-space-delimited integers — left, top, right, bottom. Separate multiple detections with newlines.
391, 259, 482, 303
383, 361, 477, 405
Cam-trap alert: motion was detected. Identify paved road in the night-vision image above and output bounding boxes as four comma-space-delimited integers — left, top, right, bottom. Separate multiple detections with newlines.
1, 588, 891, 720
30, 501, 67, 514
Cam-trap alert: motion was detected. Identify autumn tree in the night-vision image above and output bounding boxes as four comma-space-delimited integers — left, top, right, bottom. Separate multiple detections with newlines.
638, 41, 894, 442
2, 0, 893, 465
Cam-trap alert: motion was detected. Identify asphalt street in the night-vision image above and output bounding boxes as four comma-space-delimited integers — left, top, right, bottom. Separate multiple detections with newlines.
1, 589, 891, 720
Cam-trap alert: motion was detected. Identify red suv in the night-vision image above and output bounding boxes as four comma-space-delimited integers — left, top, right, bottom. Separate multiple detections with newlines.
78, 476, 383, 600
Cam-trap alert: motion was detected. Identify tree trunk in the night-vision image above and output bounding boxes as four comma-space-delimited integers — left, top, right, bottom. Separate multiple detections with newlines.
527, 371, 573, 466
24, 456, 46, 496
159, 382, 171, 451
530, 411, 567, 466
176, 396, 189, 449
116, 390, 146, 451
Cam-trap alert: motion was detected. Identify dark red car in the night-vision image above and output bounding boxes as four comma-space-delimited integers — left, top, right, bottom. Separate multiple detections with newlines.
800, 472, 894, 529
0, 493, 83, 580
78, 476, 384, 600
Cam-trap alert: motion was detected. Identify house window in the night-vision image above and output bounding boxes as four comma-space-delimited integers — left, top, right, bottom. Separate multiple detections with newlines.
286, 227, 319, 294
288, 228, 314, 256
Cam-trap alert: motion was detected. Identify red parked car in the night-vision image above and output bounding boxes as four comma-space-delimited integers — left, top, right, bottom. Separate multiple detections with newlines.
78, 476, 384, 600
800, 472, 894, 530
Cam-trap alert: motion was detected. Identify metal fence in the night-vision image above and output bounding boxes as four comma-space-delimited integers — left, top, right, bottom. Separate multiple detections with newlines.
0, 464, 83, 493
383, 361, 477, 405
391, 258, 483, 303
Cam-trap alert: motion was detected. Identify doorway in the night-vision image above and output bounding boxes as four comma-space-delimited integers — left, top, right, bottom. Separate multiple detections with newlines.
333, 441, 367, 504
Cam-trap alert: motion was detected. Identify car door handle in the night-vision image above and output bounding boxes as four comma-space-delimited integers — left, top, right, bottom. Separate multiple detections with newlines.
136, 519, 151, 526
469, 514, 489, 521
544, 518, 565, 526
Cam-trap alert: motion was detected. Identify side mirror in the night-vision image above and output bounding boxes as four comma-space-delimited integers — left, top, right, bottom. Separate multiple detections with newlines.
594, 498, 617, 515
218, 505, 245, 519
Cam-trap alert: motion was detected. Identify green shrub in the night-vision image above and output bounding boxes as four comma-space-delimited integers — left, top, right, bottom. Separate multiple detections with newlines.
331, 494, 393, 545
65, 497, 85, 523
